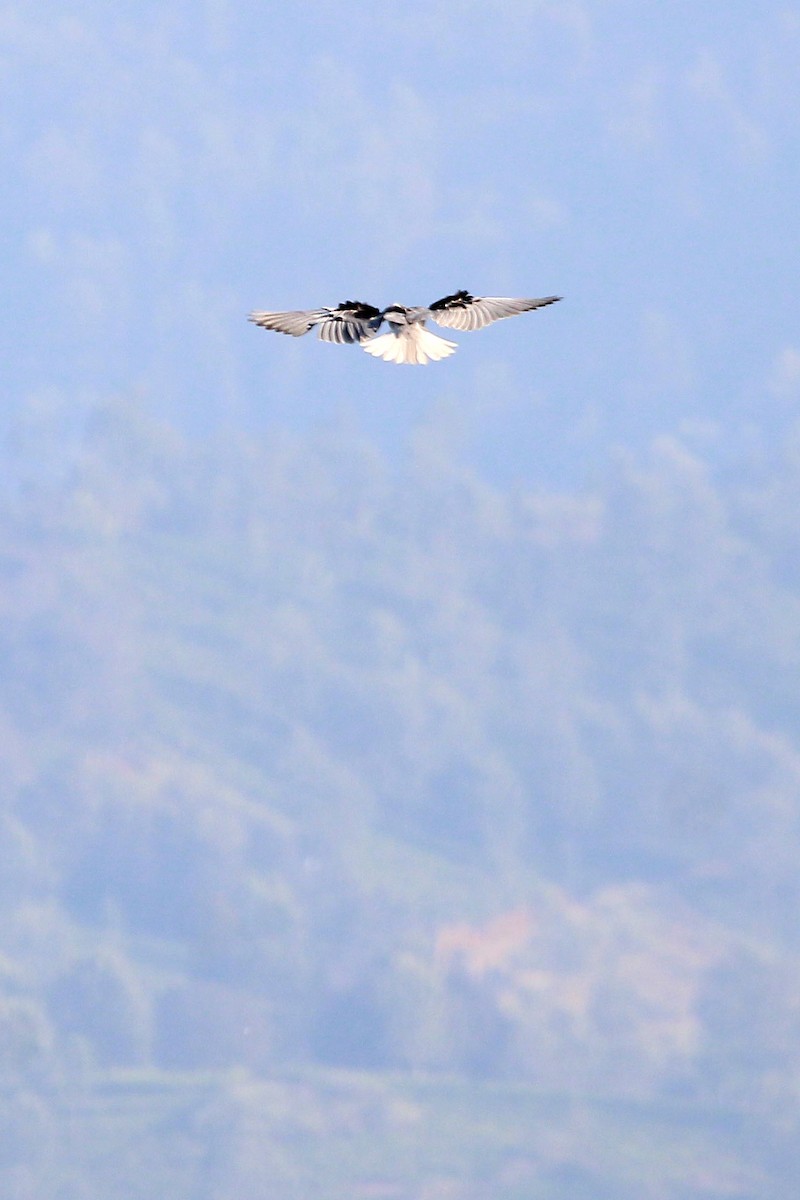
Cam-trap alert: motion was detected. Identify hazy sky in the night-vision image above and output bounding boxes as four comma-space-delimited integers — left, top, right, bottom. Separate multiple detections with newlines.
5, 1, 800, 481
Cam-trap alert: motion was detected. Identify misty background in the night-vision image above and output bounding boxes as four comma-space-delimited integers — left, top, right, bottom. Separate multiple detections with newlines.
2, 3, 800, 1198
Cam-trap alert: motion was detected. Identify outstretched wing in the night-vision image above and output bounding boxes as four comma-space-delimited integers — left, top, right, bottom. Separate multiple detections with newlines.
427, 290, 561, 332
249, 300, 382, 344
249, 308, 327, 336
316, 301, 383, 344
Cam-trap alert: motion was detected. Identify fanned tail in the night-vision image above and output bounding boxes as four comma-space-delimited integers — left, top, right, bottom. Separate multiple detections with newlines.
362, 324, 457, 365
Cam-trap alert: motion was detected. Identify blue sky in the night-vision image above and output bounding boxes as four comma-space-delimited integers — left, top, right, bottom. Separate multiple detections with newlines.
5, 1, 800, 482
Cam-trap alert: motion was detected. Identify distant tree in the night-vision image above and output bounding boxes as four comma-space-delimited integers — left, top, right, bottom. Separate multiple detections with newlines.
0, 1089, 53, 1170
441, 966, 514, 1079
0, 995, 52, 1076
695, 949, 800, 1112
46, 951, 150, 1067
154, 980, 273, 1071
309, 976, 391, 1069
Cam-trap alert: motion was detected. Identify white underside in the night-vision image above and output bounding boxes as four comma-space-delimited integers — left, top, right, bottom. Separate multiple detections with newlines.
361, 324, 457, 365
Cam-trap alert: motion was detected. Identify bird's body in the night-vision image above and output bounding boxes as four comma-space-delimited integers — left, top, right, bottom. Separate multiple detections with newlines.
249, 291, 561, 365
362, 303, 458, 364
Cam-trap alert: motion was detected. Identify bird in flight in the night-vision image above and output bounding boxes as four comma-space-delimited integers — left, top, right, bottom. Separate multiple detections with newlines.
248, 290, 561, 365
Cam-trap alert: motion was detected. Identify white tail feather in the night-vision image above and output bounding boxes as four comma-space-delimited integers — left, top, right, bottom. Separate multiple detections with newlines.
362, 324, 457, 365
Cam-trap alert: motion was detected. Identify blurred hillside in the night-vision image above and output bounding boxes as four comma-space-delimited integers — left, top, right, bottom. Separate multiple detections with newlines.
2, 398, 800, 1198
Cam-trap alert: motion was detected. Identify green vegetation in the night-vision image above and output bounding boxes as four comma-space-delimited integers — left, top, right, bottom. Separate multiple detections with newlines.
2, 399, 800, 1197
0, 1067, 766, 1199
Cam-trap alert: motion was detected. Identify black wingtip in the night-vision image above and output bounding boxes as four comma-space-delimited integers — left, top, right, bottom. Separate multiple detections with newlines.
336, 300, 381, 319
430, 289, 473, 311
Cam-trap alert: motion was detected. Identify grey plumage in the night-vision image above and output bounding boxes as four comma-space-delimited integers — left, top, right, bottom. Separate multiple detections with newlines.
248, 300, 382, 344
427, 292, 560, 331
249, 290, 561, 365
